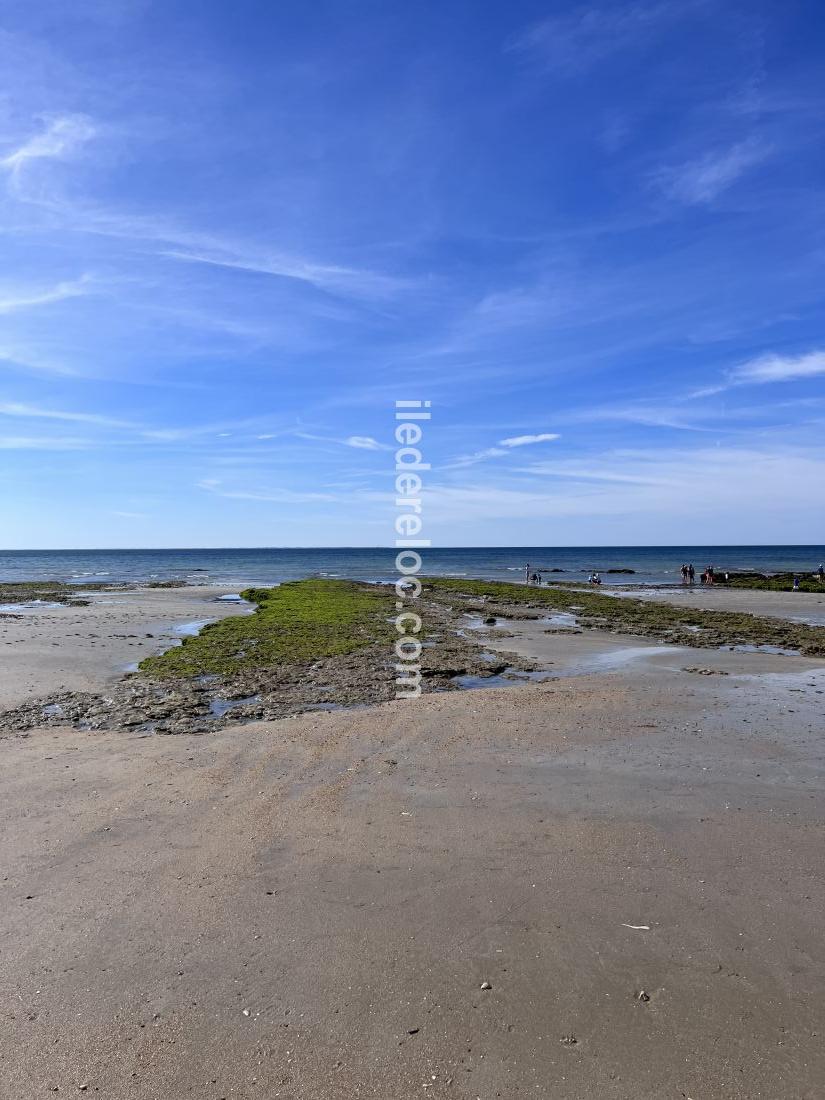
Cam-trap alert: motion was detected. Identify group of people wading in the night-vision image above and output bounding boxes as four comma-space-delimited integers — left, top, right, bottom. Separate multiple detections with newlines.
681, 563, 720, 585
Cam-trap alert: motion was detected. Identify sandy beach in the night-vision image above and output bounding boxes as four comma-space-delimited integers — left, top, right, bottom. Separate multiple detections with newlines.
0, 587, 247, 711
2, 585, 824, 1098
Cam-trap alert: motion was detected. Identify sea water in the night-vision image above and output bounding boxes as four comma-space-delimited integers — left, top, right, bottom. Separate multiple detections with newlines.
0, 546, 822, 587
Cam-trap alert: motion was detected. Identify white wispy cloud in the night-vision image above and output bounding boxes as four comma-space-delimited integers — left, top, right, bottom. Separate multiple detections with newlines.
427, 444, 825, 529
0, 435, 91, 450
568, 401, 713, 431
0, 276, 93, 315
445, 447, 508, 469
197, 479, 339, 504
0, 343, 82, 377
731, 349, 825, 384
446, 432, 559, 469
1, 114, 96, 177
2, 114, 408, 305
163, 245, 409, 301
655, 137, 770, 205
499, 433, 560, 447
690, 348, 825, 398
0, 401, 132, 427
141, 417, 266, 442
344, 435, 387, 451
508, 1, 700, 75
293, 430, 392, 452
511, 460, 672, 486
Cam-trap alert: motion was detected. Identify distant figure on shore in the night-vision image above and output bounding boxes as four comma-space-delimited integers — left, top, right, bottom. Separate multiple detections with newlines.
688, 563, 695, 584
525, 563, 530, 585
818, 563, 824, 582
680, 564, 688, 585
588, 571, 602, 585
704, 565, 715, 585
536, 571, 542, 585
793, 575, 801, 591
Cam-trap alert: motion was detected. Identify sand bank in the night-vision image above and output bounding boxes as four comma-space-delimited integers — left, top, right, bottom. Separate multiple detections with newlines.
0, 586, 248, 710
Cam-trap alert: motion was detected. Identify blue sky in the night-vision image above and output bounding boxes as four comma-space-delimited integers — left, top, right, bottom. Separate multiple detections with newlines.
1, 0, 824, 548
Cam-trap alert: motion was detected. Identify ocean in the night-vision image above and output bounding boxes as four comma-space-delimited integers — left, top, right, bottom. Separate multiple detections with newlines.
0, 546, 822, 588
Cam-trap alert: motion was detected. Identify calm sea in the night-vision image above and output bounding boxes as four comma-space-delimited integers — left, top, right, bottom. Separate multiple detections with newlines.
0, 546, 822, 587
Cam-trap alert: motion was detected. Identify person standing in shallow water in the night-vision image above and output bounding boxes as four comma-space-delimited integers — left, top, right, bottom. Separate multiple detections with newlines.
688, 563, 695, 584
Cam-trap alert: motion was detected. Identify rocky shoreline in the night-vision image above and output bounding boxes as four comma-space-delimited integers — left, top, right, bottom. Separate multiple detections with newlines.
0, 585, 540, 735
2, 576, 824, 736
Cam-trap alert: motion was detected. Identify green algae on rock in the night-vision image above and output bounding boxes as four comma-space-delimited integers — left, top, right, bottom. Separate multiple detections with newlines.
138, 578, 397, 679
423, 577, 825, 658
723, 571, 823, 592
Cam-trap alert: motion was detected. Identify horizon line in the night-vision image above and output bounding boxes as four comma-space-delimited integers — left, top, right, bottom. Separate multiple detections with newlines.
2, 543, 824, 553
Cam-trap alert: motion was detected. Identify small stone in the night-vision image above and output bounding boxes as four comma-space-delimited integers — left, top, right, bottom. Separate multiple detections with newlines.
242, 1009, 250, 1016
637, 990, 650, 1002
480, 981, 492, 990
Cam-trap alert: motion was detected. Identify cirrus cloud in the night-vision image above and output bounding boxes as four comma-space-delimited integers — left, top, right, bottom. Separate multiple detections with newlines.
731, 349, 825, 385
499, 432, 561, 447
1, 113, 96, 177
655, 137, 771, 205
345, 435, 387, 450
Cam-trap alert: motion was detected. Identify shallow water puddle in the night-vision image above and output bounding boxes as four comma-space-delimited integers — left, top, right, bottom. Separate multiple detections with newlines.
540, 612, 579, 628
453, 673, 519, 690
454, 667, 555, 690
0, 600, 63, 613
552, 645, 682, 676
456, 644, 687, 690
174, 619, 213, 637
730, 643, 801, 656
460, 614, 488, 630
209, 695, 260, 717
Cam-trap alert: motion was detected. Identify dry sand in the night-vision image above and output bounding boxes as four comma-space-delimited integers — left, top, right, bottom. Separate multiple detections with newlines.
2, 588, 824, 1098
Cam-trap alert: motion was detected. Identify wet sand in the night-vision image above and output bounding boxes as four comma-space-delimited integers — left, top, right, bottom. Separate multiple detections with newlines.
611, 583, 825, 626
472, 611, 825, 681
0, 586, 247, 710
2, 586, 825, 1098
